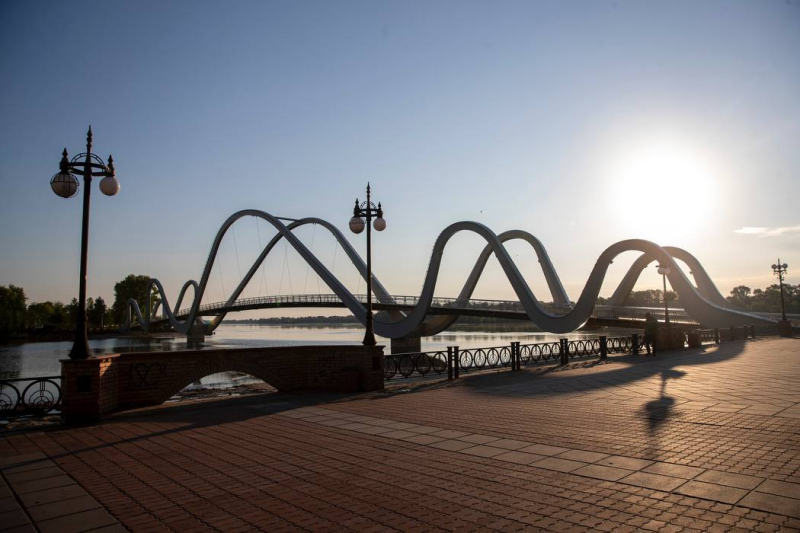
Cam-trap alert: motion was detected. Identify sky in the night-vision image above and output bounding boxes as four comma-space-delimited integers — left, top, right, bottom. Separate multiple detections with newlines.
1, 0, 798, 318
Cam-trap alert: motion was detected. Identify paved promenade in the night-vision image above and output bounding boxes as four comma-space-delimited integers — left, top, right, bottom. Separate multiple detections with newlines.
2, 337, 800, 532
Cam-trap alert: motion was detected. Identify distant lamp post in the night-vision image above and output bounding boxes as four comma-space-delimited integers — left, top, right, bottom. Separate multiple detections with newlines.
771, 259, 789, 322
51, 127, 119, 359
349, 183, 386, 346
656, 264, 671, 326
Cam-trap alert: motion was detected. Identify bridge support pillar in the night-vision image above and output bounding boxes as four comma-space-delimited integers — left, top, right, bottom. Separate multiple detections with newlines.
391, 336, 421, 354
186, 320, 207, 345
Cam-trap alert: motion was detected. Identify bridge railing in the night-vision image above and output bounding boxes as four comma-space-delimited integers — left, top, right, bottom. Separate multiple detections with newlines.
151, 293, 699, 325
0, 376, 62, 419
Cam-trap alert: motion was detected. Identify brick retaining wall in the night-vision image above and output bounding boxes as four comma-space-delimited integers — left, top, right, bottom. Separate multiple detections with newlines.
61, 345, 383, 423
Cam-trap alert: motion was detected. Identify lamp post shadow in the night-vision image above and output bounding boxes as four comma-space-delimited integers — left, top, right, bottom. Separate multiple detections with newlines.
639, 368, 686, 459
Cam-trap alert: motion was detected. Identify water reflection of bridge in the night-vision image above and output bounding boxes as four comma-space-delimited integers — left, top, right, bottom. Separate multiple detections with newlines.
152, 293, 699, 330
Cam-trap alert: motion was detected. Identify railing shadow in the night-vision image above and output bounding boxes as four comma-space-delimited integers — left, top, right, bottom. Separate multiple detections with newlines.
411, 339, 750, 399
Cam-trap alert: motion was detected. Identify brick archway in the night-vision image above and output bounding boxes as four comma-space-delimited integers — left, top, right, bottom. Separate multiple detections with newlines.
61, 345, 384, 422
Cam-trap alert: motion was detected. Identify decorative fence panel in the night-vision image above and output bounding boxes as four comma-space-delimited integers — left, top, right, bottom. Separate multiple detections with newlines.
0, 376, 62, 419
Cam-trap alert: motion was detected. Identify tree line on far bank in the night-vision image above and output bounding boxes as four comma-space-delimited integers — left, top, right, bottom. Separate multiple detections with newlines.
0, 274, 159, 340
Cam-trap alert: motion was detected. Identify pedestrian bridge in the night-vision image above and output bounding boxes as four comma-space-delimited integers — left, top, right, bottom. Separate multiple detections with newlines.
150, 293, 699, 330
121, 209, 776, 340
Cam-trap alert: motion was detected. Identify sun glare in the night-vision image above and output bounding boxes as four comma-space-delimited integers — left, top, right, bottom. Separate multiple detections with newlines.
607, 141, 717, 244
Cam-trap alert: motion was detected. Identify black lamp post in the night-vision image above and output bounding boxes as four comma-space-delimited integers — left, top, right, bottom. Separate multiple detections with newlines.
772, 259, 789, 322
348, 183, 386, 346
657, 263, 671, 326
50, 127, 119, 359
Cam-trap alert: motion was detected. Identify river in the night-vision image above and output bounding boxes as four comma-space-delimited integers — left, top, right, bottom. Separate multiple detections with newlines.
0, 324, 634, 387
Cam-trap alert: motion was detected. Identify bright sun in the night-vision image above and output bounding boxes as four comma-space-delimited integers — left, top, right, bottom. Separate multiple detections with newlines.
607, 141, 717, 244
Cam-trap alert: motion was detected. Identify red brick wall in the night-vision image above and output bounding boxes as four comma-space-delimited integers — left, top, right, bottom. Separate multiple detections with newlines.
62, 345, 383, 422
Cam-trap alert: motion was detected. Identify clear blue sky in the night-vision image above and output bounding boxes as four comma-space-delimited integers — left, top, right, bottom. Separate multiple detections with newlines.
1, 0, 798, 313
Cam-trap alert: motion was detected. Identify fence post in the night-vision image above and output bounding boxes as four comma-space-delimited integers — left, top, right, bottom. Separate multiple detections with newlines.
632, 333, 639, 355
453, 346, 460, 379
515, 341, 521, 370
447, 346, 453, 380
714, 328, 720, 344
730, 326, 736, 341
559, 338, 569, 366
751, 325, 756, 339
600, 336, 608, 361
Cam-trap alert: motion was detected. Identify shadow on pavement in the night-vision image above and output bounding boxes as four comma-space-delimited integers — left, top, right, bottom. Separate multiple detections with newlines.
447, 338, 750, 399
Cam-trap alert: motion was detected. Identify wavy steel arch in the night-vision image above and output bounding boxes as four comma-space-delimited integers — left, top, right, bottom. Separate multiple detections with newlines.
121, 210, 773, 337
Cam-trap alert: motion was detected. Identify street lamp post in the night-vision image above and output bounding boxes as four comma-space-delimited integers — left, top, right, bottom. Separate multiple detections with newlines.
771, 259, 789, 322
657, 264, 671, 326
50, 127, 120, 359
771, 260, 792, 337
348, 183, 386, 346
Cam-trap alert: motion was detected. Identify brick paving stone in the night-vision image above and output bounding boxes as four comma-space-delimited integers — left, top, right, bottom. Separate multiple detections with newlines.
352, 425, 394, 435
595, 456, 654, 471
4, 467, 65, 485
642, 462, 705, 480
531, 457, 587, 473
675, 481, 749, 505
573, 464, 632, 482
458, 445, 508, 458
428, 439, 475, 451
494, 451, 547, 465
518, 444, 571, 456
379, 429, 417, 439
739, 492, 800, 519
17, 485, 88, 508
558, 450, 610, 463
457, 434, 501, 445
755, 479, 800, 500
486, 439, 531, 451
620, 472, 687, 492
36, 508, 117, 533
695, 470, 765, 490
0, 509, 32, 530
430, 429, 471, 439
402, 434, 446, 445
26, 495, 102, 522
11, 475, 76, 495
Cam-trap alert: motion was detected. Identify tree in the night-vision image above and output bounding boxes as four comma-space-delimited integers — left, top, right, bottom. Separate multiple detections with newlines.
67, 298, 79, 327
27, 301, 55, 328
625, 289, 679, 308
88, 296, 108, 328
113, 275, 159, 324
0, 285, 27, 337
726, 285, 752, 309
49, 302, 70, 328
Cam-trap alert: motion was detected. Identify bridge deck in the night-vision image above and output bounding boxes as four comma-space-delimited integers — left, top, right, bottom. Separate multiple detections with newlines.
149, 294, 700, 329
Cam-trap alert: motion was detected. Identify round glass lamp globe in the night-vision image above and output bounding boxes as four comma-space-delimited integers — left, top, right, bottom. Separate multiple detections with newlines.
657, 267, 670, 276
50, 172, 79, 198
373, 217, 386, 231
783, 263, 789, 269
99, 175, 120, 196
349, 216, 365, 234
772, 264, 778, 270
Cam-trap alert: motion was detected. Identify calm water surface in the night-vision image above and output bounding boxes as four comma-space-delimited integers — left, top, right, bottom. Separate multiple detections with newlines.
0, 324, 632, 386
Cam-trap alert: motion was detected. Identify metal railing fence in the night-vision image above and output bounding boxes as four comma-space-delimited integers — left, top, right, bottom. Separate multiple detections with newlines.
0, 376, 62, 419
